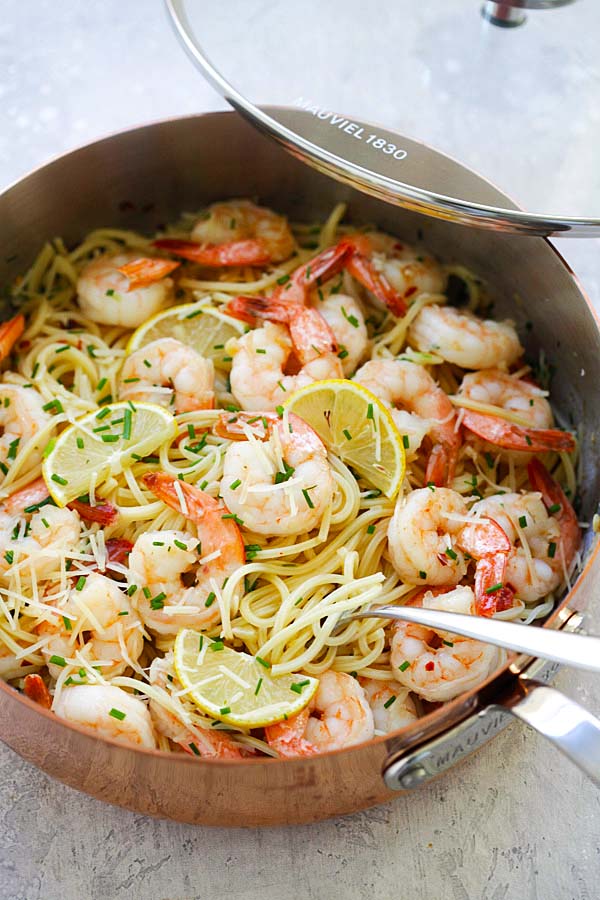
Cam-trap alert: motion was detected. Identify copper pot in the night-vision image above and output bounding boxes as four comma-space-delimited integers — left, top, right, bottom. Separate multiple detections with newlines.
1, 111, 599, 826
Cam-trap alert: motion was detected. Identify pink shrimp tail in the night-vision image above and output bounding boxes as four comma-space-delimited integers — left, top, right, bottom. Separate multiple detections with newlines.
424, 443, 458, 488
152, 237, 271, 267
458, 517, 514, 617
23, 674, 52, 709
461, 410, 576, 453
116, 257, 180, 289
0, 313, 25, 362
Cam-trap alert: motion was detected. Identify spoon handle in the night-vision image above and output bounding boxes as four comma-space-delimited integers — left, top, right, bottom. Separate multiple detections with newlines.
346, 606, 600, 672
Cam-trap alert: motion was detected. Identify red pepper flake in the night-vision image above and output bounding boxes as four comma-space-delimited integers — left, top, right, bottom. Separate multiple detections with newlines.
425, 661, 435, 672
404, 286, 418, 299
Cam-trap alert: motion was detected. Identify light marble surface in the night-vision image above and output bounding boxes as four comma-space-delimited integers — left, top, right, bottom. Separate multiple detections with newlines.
1, 3, 600, 898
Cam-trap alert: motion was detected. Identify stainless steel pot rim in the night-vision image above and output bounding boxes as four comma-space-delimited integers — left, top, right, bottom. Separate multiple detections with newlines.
1, 110, 598, 769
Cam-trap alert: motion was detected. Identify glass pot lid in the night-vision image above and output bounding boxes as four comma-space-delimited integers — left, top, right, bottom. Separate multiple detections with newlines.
166, 0, 600, 237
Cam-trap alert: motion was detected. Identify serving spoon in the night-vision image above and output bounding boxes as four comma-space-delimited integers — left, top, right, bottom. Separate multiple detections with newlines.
336, 606, 600, 672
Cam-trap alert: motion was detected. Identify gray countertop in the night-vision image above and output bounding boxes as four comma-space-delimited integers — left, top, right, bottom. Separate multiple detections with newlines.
1, 3, 600, 898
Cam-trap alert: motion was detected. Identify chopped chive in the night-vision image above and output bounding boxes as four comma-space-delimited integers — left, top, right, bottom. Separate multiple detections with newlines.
210, 640, 224, 652
224, 404, 239, 413
485, 583, 504, 594
122, 407, 132, 440
548, 503, 561, 515
0, 462, 8, 475
255, 655, 271, 669
525, 435, 532, 446
367, 524, 376, 535
402, 434, 409, 449
254, 677, 263, 695
127, 584, 137, 596
383, 694, 397, 709
49, 654, 67, 668
98, 394, 113, 405
101, 434, 119, 443
187, 423, 196, 440
51, 474, 68, 486
518, 515, 527, 528
485, 452, 494, 469
55, 344, 70, 354
174, 539, 188, 551
97, 377, 107, 392
109, 708, 126, 721
32, 362, 40, 377
62, 616, 72, 631
75, 575, 87, 591
442, 640, 454, 648
419, 571, 427, 579
276, 274, 290, 285
445, 547, 458, 560
302, 487, 315, 509
222, 512, 244, 525
93, 425, 111, 433
245, 544, 261, 560
275, 405, 284, 418
143, 358, 152, 368
105, 288, 115, 297
142, 586, 151, 598
122, 377, 140, 384
290, 680, 310, 694
229, 479, 241, 490
42, 399, 64, 414
220, 706, 231, 715
341, 306, 360, 328
337, 347, 349, 360
367, 403, 374, 420
342, 428, 352, 441
398, 660, 410, 672
4, 551, 14, 565
548, 541, 557, 559
7, 437, 20, 460
205, 592, 216, 608
188, 742, 201, 756
255, 348, 267, 354
41, 518, 49, 529
152, 541, 164, 547
95, 407, 110, 420
86, 346, 97, 358
150, 592, 166, 610
127, 401, 136, 413
76, 436, 85, 450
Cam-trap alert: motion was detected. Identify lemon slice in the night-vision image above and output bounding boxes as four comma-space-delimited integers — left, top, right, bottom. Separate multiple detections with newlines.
126, 302, 246, 368
174, 629, 318, 729
42, 402, 176, 506
283, 379, 405, 499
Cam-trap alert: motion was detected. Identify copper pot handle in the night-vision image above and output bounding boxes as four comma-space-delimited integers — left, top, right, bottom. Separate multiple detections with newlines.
384, 679, 600, 790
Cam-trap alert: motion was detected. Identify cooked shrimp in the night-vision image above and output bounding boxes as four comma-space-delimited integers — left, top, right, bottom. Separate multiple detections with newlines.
0, 483, 81, 580
408, 304, 523, 370
354, 359, 460, 485
0, 384, 51, 472
470, 460, 580, 604
359, 677, 417, 733
342, 232, 445, 315
128, 473, 245, 635
390, 586, 504, 702
265, 670, 374, 757
458, 369, 575, 454
148, 653, 243, 758
216, 410, 334, 536
387, 487, 469, 586
316, 293, 369, 376
154, 200, 295, 266
456, 516, 515, 616
118, 337, 214, 413
77, 251, 175, 327
228, 321, 342, 411
0, 314, 25, 362
53, 684, 157, 748
35, 572, 144, 679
